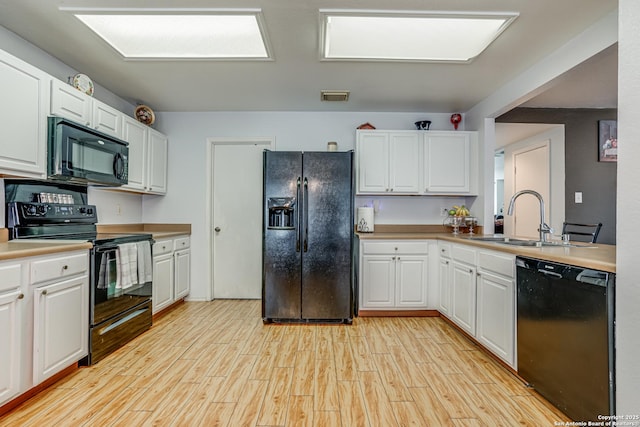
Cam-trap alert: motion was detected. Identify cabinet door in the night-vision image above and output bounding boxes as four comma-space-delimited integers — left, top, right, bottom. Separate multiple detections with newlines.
389, 133, 421, 193
50, 79, 91, 126
174, 249, 190, 300
356, 132, 389, 193
0, 289, 23, 405
438, 257, 451, 315
451, 260, 476, 335
122, 116, 148, 191
92, 100, 122, 138
477, 271, 515, 366
0, 50, 49, 178
424, 132, 470, 193
395, 255, 428, 307
360, 255, 395, 308
152, 253, 174, 313
147, 128, 168, 194
33, 275, 88, 383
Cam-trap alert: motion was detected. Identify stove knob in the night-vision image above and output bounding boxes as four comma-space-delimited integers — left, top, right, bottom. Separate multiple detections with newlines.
87, 208, 94, 215
37, 205, 48, 215
26, 205, 37, 215
79, 207, 87, 214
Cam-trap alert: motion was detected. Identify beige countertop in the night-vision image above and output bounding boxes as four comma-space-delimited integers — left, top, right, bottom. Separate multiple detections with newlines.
0, 224, 190, 261
0, 240, 93, 261
356, 225, 616, 273
96, 223, 191, 239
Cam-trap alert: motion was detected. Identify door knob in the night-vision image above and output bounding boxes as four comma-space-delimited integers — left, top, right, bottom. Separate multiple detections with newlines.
214, 227, 221, 232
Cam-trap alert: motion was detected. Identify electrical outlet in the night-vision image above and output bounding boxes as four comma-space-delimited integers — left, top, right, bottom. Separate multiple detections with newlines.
116, 204, 122, 215
575, 192, 583, 204
441, 207, 449, 217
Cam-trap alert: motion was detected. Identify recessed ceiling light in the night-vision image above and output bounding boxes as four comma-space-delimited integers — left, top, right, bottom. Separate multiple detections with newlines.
320, 10, 518, 62
62, 8, 272, 60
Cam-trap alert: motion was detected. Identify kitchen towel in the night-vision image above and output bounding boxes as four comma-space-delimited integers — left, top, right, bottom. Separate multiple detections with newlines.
116, 243, 138, 289
97, 253, 108, 289
357, 207, 374, 232
136, 240, 153, 284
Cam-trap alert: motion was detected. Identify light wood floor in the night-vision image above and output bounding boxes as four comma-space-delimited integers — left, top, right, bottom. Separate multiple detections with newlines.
0, 300, 570, 426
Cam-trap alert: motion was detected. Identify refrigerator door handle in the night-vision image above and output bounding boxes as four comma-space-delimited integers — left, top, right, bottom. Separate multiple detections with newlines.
296, 177, 301, 252
303, 177, 309, 252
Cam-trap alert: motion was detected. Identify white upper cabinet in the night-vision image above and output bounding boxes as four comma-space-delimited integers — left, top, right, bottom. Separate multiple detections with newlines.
356, 130, 477, 195
120, 117, 168, 195
389, 132, 421, 193
91, 100, 122, 138
424, 132, 472, 193
356, 131, 421, 194
121, 116, 148, 191
0, 49, 49, 178
357, 131, 389, 193
50, 79, 122, 138
50, 79, 91, 126
147, 128, 168, 194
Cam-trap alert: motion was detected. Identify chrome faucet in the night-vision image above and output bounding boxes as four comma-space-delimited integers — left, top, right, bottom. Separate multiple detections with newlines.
507, 190, 553, 242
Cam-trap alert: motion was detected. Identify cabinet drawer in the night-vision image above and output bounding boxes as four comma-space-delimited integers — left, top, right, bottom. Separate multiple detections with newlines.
362, 241, 428, 255
30, 252, 88, 285
0, 262, 22, 293
173, 236, 190, 251
438, 242, 451, 258
451, 244, 476, 265
478, 251, 515, 278
153, 239, 173, 256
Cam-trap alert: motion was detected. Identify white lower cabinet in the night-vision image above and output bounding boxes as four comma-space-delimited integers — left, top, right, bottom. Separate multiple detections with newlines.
152, 235, 190, 314
476, 250, 515, 366
437, 243, 516, 367
0, 262, 24, 406
0, 250, 89, 407
450, 244, 477, 336
33, 275, 88, 383
360, 240, 429, 310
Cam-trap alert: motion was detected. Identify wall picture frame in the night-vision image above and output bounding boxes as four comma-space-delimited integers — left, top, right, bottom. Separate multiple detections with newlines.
598, 120, 617, 162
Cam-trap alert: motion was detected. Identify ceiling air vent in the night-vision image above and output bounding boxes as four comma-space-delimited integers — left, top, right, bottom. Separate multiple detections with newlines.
321, 90, 350, 102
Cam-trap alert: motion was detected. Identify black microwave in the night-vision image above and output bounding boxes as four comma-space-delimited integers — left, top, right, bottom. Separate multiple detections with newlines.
48, 117, 129, 186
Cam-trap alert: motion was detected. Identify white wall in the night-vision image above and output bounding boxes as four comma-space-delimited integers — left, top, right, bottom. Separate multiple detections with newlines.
616, 0, 640, 413
142, 111, 466, 301
87, 187, 143, 224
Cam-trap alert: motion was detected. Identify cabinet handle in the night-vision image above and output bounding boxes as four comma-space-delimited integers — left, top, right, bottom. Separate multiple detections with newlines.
390, 188, 394, 192
469, 269, 473, 273
42, 290, 48, 295
477, 272, 481, 277
392, 256, 396, 260
445, 260, 449, 265
63, 265, 69, 270
17, 293, 24, 300
397, 256, 401, 260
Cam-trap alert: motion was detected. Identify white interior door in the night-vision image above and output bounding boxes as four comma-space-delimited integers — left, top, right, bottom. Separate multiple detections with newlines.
512, 143, 550, 238
212, 139, 272, 299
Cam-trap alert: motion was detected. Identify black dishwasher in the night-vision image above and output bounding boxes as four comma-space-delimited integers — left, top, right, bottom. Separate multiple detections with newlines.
516, 256, 615, 421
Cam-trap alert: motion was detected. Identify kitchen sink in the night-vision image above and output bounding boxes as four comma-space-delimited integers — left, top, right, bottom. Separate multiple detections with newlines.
467, 236, 595, 248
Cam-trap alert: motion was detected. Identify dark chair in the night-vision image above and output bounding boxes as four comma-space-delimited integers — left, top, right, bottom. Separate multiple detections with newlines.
561, 222, 603, 243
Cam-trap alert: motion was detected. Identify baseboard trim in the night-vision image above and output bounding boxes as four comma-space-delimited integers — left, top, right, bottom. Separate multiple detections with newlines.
152, 298, 185, 322
357, 309, 440, 317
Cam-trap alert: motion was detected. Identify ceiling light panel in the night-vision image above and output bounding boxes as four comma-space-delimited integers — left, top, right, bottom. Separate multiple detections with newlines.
320, 10, 518, 62
67, 9, 271, 59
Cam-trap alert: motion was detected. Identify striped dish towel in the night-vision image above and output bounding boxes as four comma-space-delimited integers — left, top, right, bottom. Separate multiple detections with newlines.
116, 243, 138, 289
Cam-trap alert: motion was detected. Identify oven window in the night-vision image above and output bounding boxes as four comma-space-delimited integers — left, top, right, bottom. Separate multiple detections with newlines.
69, 137, 115, 175
93, 247, 152, 325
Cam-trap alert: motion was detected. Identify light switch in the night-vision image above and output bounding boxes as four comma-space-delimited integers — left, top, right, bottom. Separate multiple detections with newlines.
575, 192, 583, 204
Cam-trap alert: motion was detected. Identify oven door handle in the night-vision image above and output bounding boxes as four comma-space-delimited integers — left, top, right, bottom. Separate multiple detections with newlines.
95, 246, 119, 253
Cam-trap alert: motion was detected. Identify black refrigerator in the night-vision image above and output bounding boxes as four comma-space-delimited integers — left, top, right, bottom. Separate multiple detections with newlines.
262, 150, 354, 323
